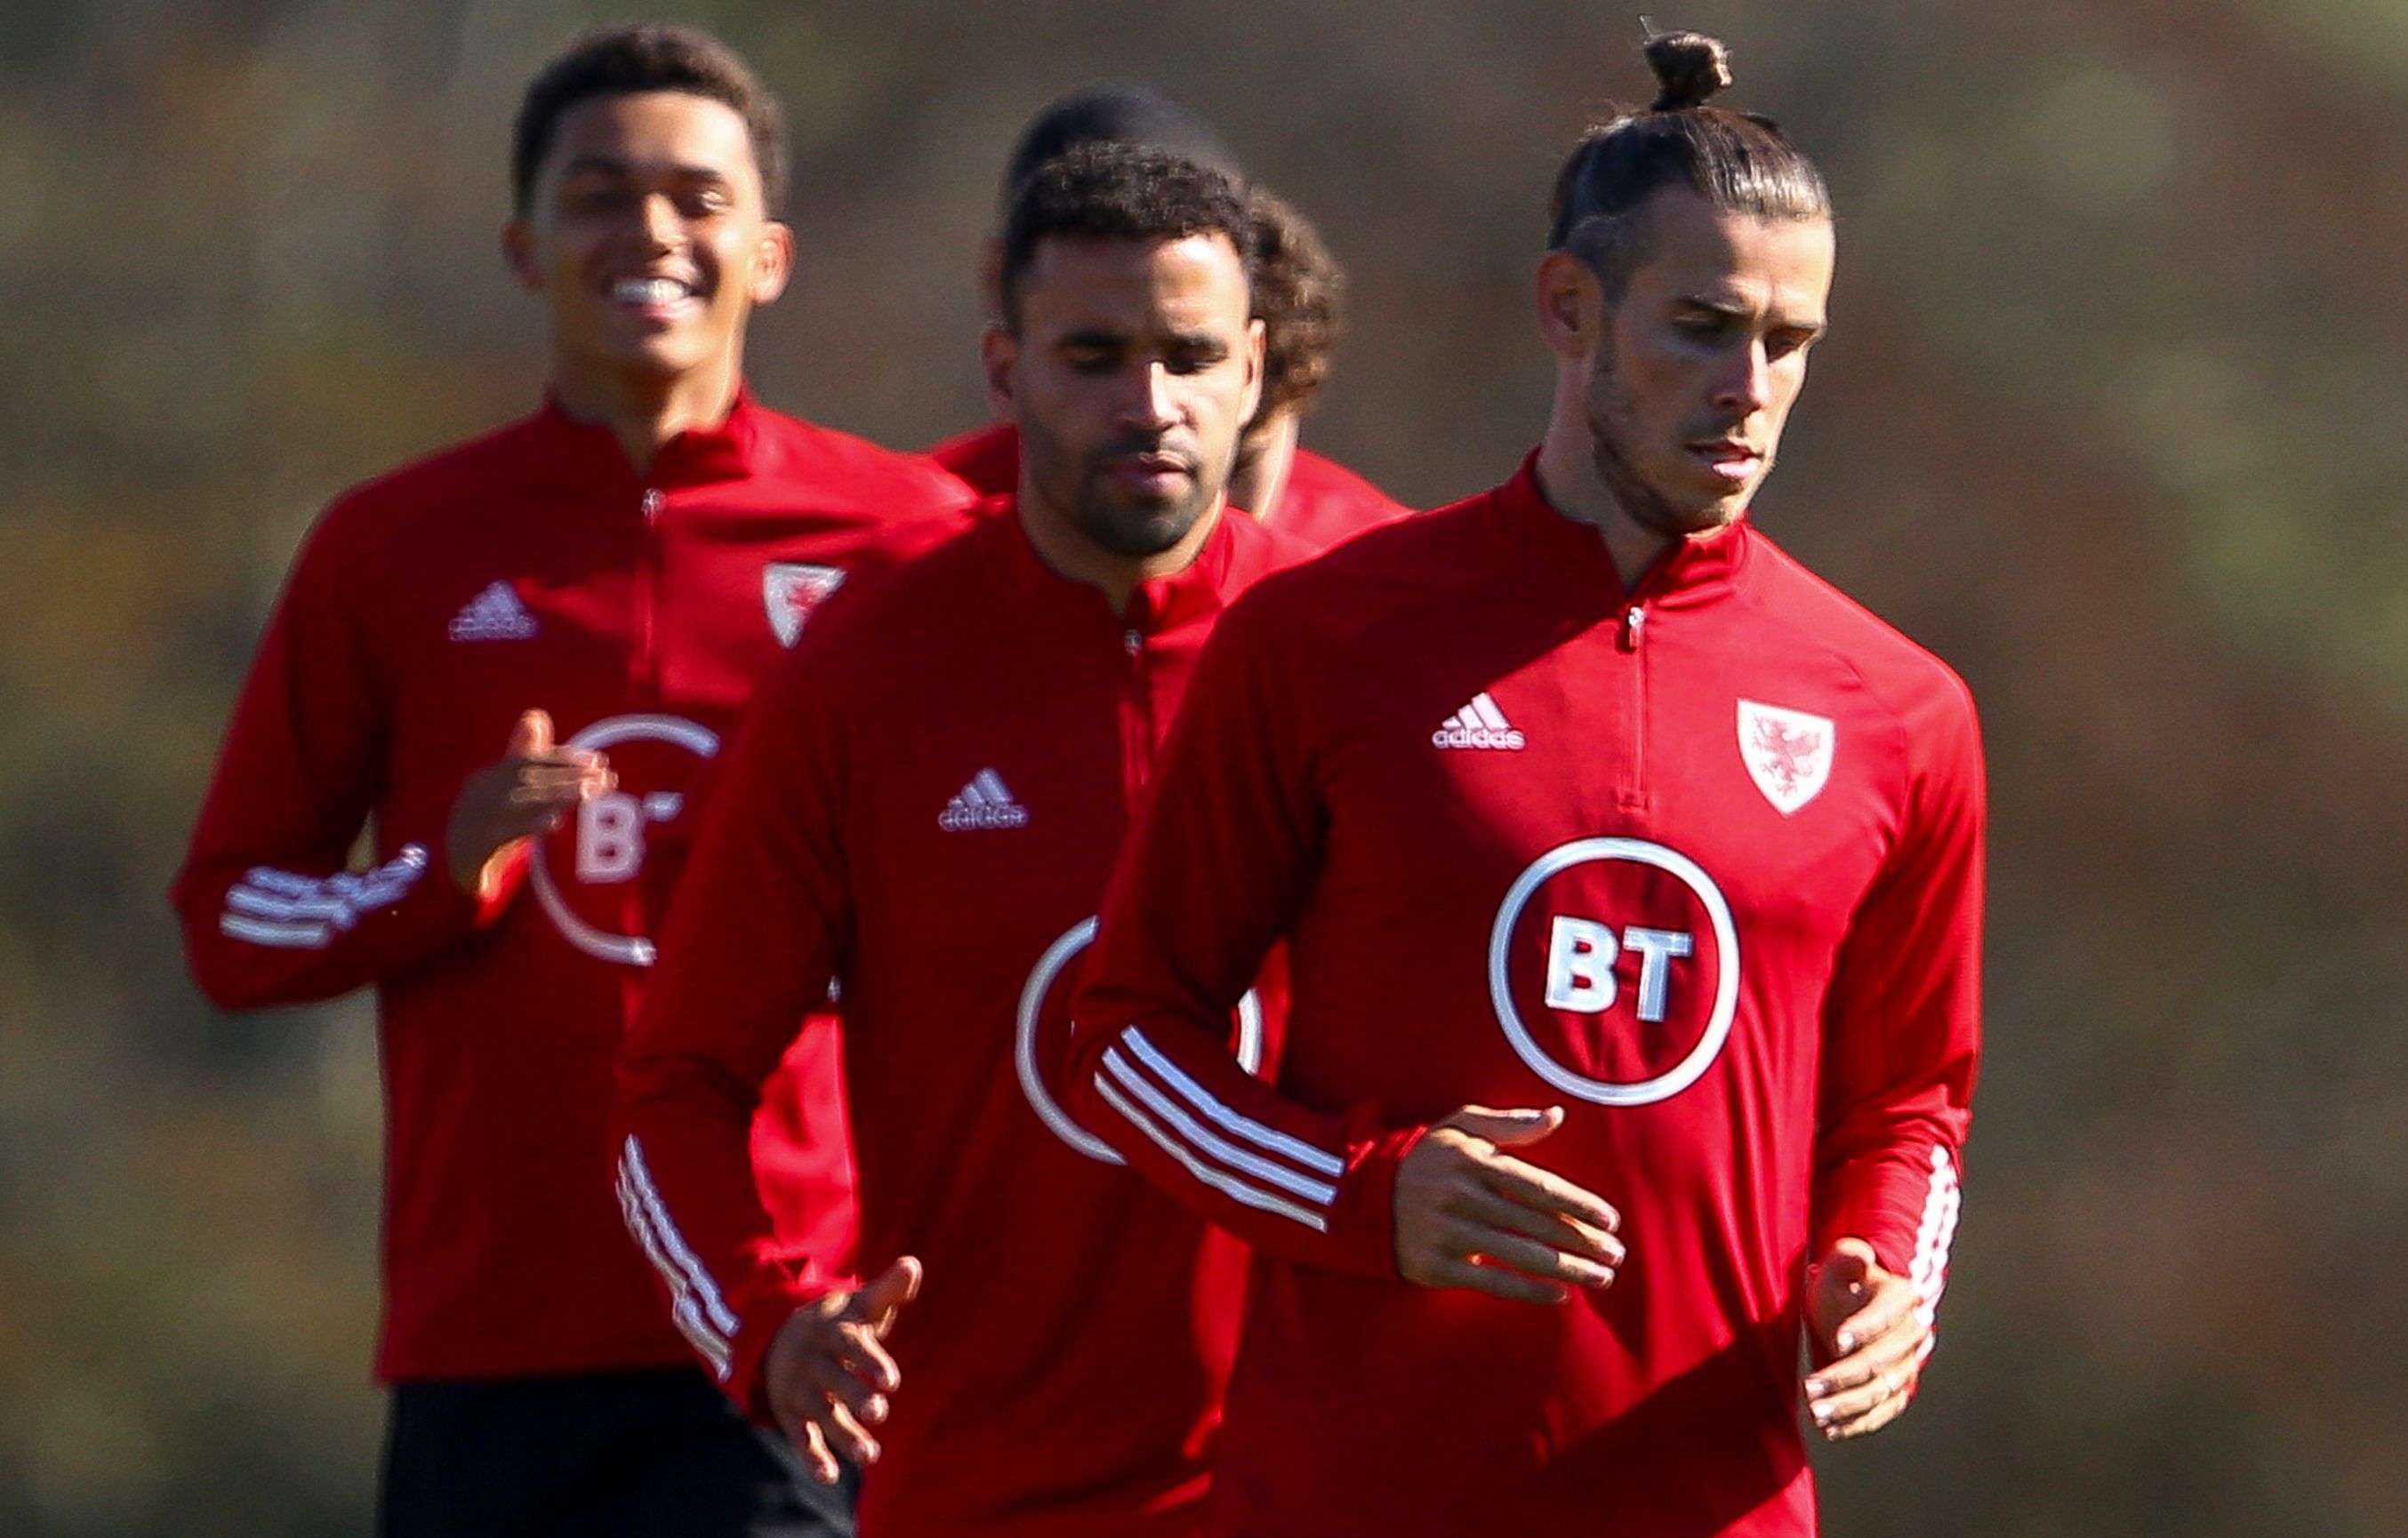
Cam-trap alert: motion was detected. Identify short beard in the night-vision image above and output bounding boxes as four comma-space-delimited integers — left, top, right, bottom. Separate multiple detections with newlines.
1069, 461, 1215, 557
1583, 340, 1756, 540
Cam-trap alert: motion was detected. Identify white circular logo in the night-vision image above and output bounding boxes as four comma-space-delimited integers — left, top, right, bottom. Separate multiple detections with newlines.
1485, 837, 1738, 1107
530, 713, 719, 966
1015, 916, 1265, 1164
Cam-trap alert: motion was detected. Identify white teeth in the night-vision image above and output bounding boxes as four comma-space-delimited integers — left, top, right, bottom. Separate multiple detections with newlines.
612, 277, 692, 305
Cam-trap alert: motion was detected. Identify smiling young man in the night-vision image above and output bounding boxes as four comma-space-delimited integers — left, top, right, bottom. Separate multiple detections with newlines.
172, 25, 967, 1537
931, 84, 1409, 550
1065, 33, 1983, 1536
612, 146, 1303, 1536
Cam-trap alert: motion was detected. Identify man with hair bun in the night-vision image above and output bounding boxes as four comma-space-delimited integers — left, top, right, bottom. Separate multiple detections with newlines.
173, 23, 967, 1535
614, 142, 1303, 1536
933, 83, 1409, 550
1066, 29, 1981, 1534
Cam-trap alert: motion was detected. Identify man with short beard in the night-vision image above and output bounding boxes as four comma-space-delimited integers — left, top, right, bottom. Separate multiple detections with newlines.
614, 145, 1303, 1536
933, 84, 1409, 549
171, 25, 966, 1535
1066, 32, 1983, 1536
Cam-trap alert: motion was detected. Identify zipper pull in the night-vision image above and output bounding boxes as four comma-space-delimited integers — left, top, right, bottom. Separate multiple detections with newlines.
1620, 605, 1647, 651
641, 488, 664, 520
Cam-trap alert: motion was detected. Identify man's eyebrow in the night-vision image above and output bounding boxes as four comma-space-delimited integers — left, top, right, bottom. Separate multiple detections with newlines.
1168, 332, 1230, 356
1056, 327, 1132, 349
554, 155, 734, 185
1674, 293, 1826, 338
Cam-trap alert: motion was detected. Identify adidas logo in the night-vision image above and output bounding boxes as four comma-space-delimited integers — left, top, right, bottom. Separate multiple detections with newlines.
448, 581, 538, 642
1433, 692, 1526, 750
937, 768, 1030, 831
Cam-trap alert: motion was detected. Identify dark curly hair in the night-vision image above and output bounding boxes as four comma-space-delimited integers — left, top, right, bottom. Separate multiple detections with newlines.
998, 144, 1254, 332
512, 24, 788, 214
1248, 189, 1343, 423
997, 83, 1241, 216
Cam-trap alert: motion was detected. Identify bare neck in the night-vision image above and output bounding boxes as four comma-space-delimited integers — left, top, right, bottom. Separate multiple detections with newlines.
1229, 411, 1299, 525
1536, 391, 1676, 592
550, 350, 742, 477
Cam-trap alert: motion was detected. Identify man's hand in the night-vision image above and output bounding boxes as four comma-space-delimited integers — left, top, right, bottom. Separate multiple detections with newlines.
763, 1256, 923, 1484
444, 709, 613, 897
1803, 1237, 1928, 1440
1393, 1105, 1624, 1304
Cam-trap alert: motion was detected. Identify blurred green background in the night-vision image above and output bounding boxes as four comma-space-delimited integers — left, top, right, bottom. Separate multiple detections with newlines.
5, 1, 2405, 1533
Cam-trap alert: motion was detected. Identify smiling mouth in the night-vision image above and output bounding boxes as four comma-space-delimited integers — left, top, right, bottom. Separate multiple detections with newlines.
608, 276, 700, 308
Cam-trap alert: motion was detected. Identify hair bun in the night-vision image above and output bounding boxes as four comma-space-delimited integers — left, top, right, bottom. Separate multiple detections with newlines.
1643, 29, 1734, 111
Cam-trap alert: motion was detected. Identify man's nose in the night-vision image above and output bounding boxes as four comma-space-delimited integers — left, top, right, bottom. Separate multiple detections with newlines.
637, 191, 682, 250
1115, 362, 1179, 430
1712, 341, 1772, 414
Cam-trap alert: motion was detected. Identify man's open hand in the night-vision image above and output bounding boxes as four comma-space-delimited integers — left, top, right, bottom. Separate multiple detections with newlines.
1393, 1105, 1624, 1304
763, 1256, 923, 1484
1803, 1237, 1928, 1440
444, 709, 613, 897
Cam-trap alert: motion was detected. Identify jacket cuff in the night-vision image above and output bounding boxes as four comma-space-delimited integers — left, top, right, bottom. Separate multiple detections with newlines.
1327, 1118, 1430, 1280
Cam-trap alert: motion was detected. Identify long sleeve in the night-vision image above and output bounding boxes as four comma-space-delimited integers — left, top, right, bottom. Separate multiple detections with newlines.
170, 507, 508, 1010
1068, 592, 1420, 1281
611, 644, 855, 1416
1810, 674, 1985, 1341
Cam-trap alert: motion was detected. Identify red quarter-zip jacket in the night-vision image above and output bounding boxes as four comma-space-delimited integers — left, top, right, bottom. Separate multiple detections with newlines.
929, 420, 1409, 552
1066, 455, 1984, 1536
171, 393, 970, 1382
613, 501, 1304, 1537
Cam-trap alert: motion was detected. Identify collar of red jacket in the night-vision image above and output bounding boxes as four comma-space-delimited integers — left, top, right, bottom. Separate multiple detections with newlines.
987, 492, 1244, 636
1497, 447, 1752, 610
530, 386, 766, 491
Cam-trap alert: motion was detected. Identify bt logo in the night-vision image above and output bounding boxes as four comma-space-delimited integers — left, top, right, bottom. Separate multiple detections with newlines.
1542, 917, 1694, 1021
531, 713, 719, 966
577, 789, 688, 884
1489, 837, 1738, 1108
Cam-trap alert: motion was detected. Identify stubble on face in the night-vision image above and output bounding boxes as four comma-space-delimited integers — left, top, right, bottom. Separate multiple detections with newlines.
1581, 333, 1771, 541
1007, 233, 1256, 567
1023, 409, 1221, 559
1561, 192, 1833, 549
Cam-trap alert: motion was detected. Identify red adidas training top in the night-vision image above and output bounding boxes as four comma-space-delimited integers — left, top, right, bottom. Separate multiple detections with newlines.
1068, 456, 1983, 1536
928, 420, 1409, 551
172, 394, 969, 1382
614, 501, 1304, 1538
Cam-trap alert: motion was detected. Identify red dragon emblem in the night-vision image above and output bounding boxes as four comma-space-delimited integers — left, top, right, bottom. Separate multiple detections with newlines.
1750, 717, 1825, 797
1738, 700, 1834, 813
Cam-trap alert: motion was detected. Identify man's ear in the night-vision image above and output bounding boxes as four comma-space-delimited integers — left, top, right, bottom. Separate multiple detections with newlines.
1535, 250, 1601, 363
980, 321, 1018, 420
749, 220, 796, 306
501, 218, 542, 292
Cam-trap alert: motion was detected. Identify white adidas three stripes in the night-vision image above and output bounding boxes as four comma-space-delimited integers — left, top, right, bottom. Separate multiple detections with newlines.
1095, 1028, 1345, 1235
617, 1136, 738, 1380
217, 846, 430, 949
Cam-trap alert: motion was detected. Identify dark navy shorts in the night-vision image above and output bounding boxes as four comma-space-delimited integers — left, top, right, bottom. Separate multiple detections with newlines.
378, 1366, 856, 1538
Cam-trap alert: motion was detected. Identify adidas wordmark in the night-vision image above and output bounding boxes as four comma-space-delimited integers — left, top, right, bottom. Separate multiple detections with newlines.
1433, 692, 1525, 750
938, 768, 1030, 831
448, 581, 538, 642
